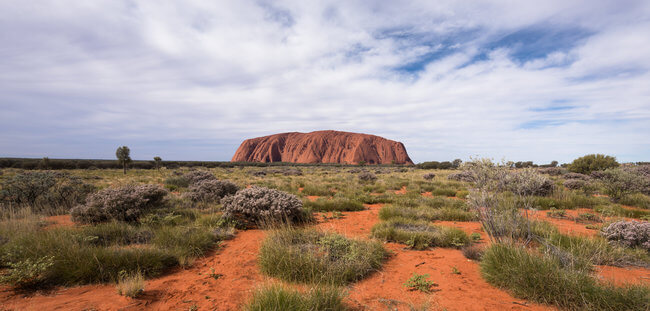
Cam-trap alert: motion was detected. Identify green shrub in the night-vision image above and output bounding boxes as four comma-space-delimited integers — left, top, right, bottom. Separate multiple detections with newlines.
619, 193, 650, 209
481, 243, 648, 310
303, 198, 364, 212
1, 229, 178, 287
594, 205, 650, 219
70, 184, 168, 224
164, 176, 189, 190
0, 256, 54, 288
0, 172, 95, 214
301, 183, 335, 196
379, 205, 476, 222
259, 228, 387, 285
371, 218, 470, 249
245, 284, 348, 311
403, 273, 437, 293
152, 225, 219, 260
543, 232, 649, 267
569, 154, 619, 174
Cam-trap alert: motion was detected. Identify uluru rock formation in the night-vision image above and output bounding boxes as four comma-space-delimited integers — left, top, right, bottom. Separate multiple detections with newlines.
232, 130, 413, 165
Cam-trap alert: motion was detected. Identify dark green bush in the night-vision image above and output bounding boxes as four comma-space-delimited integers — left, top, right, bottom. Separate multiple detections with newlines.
569, 154, 619, 174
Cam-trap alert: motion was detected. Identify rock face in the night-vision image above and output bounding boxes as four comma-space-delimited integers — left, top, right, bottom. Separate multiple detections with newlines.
232, 130, 413, 165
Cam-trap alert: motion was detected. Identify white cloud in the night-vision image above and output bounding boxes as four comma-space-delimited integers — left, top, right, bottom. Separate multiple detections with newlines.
0, 0, 649, 163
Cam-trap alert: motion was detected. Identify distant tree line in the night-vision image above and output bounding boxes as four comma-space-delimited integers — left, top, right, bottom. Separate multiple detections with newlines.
0, 158, 414, 170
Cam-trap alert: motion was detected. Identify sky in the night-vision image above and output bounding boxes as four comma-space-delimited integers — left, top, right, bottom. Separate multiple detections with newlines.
1, 1, 649, 164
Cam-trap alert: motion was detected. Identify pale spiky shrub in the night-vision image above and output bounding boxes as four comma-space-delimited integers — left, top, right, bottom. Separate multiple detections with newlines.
422, 173, 436, 180
504, 168, 554, 197
70, 184, 167, 224
116, 270, 145, 298
245, 284, 348, 311
599, 168, 648, 201
183, 170, 217, 185
183, 179, 238, 203
221, 186, 306, 226
601, 221, 650, 251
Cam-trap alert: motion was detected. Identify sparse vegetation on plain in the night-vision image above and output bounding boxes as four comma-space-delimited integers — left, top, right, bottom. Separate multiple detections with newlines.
258, 228, 387, 285
0, 159, 648, 310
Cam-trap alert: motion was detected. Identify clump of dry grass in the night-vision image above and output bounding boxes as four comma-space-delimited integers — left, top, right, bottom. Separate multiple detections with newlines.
116, 270, 145, 298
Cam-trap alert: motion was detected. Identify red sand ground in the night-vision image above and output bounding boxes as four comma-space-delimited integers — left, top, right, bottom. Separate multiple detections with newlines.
527, 208, 600, 236
2, 188, 647, 310
43, 215, 75, 229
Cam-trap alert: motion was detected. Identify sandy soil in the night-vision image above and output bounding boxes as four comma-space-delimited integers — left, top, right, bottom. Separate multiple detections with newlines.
2, 188, 647, 310
0, 230, 266, 311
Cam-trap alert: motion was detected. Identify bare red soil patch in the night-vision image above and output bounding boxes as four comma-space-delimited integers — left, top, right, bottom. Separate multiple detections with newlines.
0, 230, 266, 311
527, 209, 600, 236
306, 195, 321, 202
43, 215, 75, 229
596, 266, 650, 287
315, 204, 554, 311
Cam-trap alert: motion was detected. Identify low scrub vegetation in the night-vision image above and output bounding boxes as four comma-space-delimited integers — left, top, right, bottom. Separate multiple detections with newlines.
569, 154, 619, 174
371, 218, 470, 249
379, 204, 476, 222
183, 179, 238, 203
0, 171, 95, 214
601, 220, 650, 251
70, 184, 168, 224
303, 198, 364, 212
221, 186, 308, 227
259, 228, 387, 285
481, 243, 648, 311
245, 284, 347, 311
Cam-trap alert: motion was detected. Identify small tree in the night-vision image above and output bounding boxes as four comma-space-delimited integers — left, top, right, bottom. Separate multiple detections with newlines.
452, 159, 462, 169
116, 146, 132, 175
153, 156, 162, 170
39, 157, 50, 170
569, 154, 619, 174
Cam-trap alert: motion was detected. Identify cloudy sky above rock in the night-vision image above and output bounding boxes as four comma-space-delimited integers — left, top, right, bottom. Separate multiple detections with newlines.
1, 1, 649, 163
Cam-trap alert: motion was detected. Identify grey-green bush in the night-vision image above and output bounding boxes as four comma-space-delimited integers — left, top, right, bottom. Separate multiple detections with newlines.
183, 179, 239, 203
0, 172, 95, 214
70, 184, 168, 223
221, 186, 305, 226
